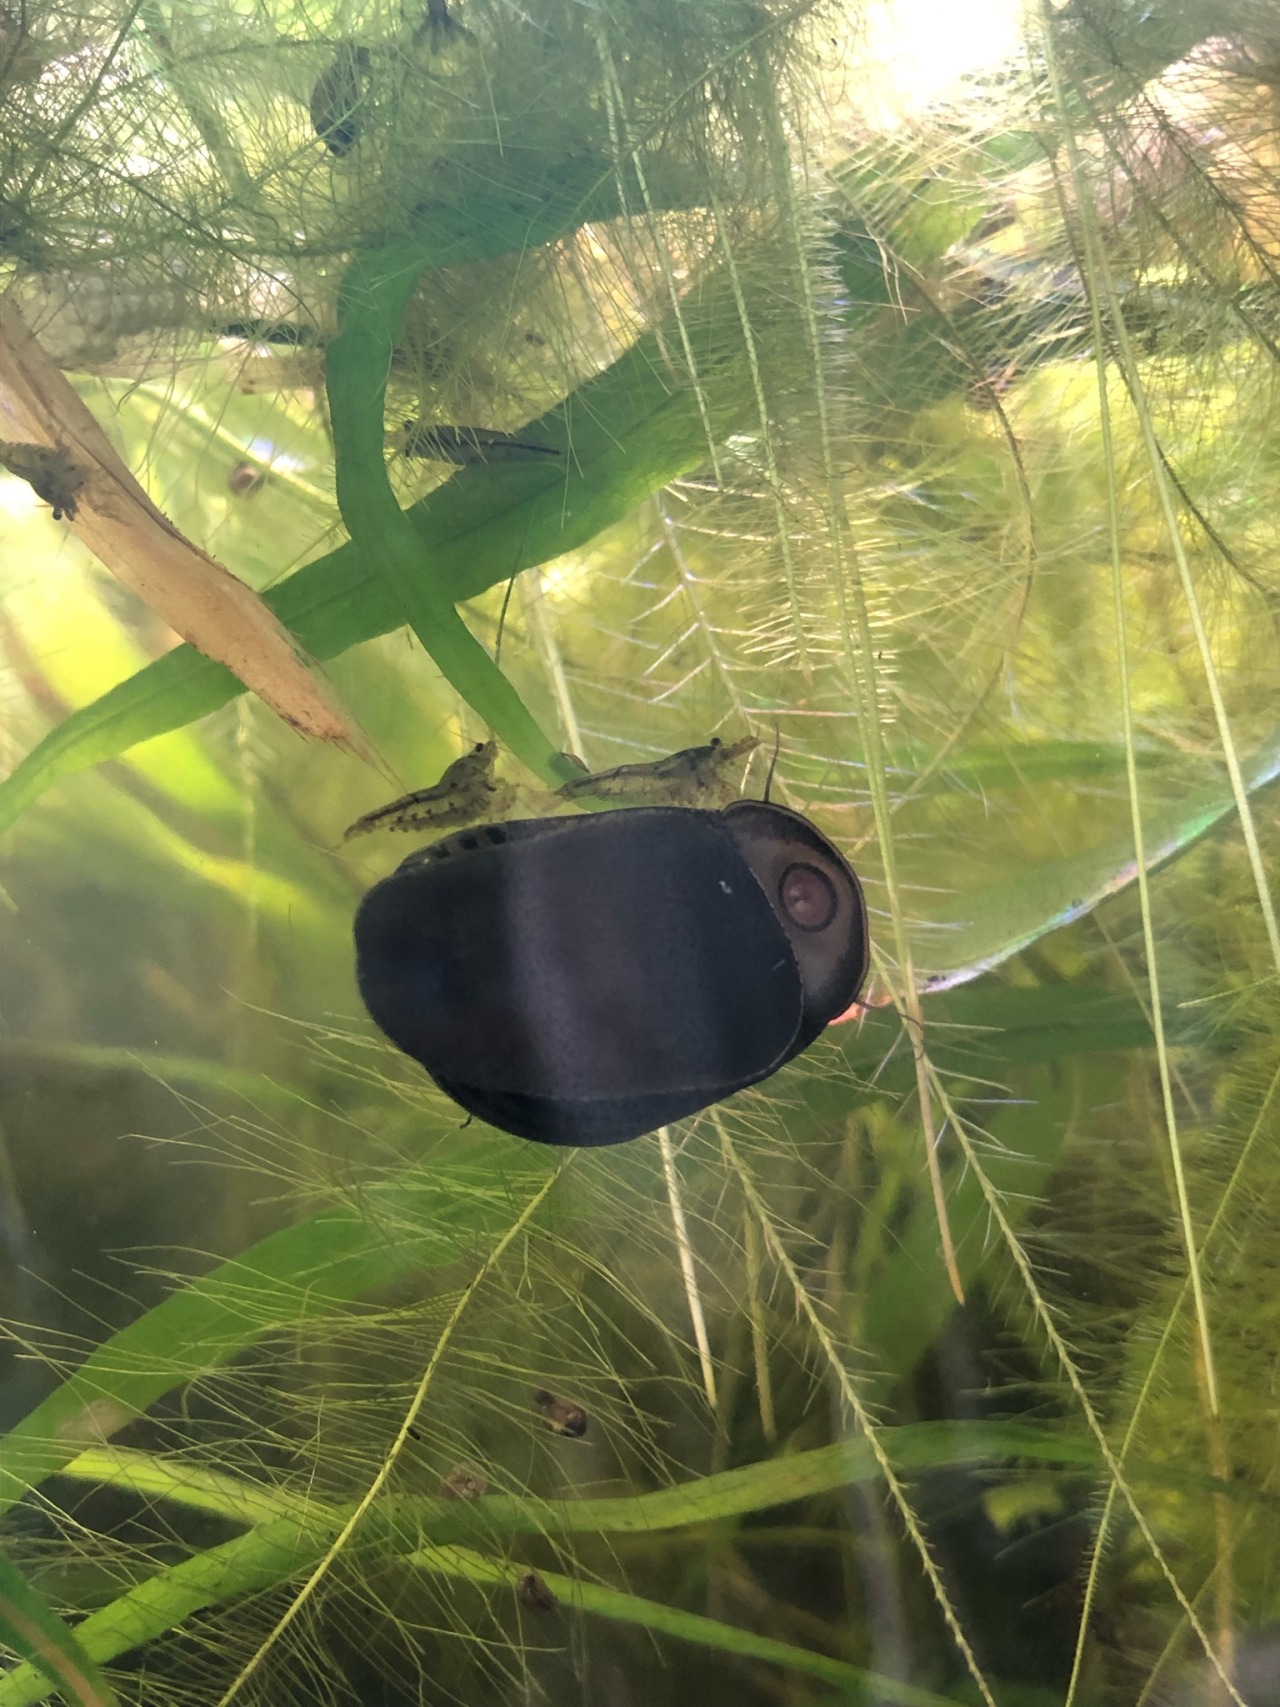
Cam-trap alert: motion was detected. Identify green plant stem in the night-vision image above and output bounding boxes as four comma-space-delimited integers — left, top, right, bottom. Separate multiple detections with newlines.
0, 1553, 117, 1707
325, 243, 574, 786
0, 1421, 1109, 1707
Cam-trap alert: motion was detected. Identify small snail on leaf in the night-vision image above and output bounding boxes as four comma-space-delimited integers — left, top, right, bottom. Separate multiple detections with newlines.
352, 736, 869, 1146
227, 461, 265, 498
516, 1571, 558, 1614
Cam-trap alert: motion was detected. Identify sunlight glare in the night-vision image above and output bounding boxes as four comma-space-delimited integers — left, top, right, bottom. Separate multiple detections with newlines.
851, 0, 1025, 127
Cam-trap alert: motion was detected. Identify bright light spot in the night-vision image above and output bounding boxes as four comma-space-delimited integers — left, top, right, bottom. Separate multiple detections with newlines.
246, 436, 304, 473
842, 0, 1025, 129
539, 555, 590, 599
0, 474, 39, 516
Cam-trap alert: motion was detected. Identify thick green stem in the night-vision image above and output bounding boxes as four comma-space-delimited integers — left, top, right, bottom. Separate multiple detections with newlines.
326, 242, 572, 784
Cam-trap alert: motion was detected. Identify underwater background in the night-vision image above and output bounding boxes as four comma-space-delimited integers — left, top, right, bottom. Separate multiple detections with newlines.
3, 0, 1280, 1702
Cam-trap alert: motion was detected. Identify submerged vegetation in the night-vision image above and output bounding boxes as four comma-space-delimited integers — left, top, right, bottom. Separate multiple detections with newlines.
3, 0, 1280, 1702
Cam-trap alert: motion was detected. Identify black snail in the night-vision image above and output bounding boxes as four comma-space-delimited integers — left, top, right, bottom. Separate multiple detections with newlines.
351, 742, 870, 1147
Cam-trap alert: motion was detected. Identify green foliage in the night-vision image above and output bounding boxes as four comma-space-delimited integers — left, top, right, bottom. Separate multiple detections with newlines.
0, 1551, 117, 1707
4, 0, 1280, 1703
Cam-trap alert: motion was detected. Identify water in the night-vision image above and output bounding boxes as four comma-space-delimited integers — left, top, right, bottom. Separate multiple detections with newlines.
0, 1, 1276, 1703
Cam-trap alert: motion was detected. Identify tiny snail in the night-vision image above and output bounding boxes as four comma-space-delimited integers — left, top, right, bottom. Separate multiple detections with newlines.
352, 740, 870, 1146
516, 1571, 558, 1614
227, 461, 265, 498
531, 1388, 588, 1438
440, 1465, 488, 1501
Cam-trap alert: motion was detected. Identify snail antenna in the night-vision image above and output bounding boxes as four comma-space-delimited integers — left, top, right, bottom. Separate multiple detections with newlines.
763, 726, 782, 803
